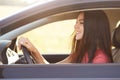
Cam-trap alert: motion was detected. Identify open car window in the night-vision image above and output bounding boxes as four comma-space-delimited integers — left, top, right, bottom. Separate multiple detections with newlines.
11, 9, 120, 64
0, 9, 120, 64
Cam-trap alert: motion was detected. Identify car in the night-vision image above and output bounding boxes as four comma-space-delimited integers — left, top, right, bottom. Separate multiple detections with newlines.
0, 0, 120, 79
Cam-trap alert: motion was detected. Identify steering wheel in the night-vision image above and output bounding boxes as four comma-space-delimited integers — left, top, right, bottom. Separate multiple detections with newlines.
21, 46, 34, 64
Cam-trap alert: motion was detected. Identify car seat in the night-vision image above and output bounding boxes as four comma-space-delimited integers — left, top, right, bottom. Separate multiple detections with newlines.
112, 24, 120, 63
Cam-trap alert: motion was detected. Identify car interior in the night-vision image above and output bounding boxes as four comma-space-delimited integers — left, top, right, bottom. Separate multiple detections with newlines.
112, 24, 120, 63
0, 9, 120, 64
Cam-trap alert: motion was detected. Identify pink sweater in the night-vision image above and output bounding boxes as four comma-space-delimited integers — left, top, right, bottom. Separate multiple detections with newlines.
81, 49, 110, 63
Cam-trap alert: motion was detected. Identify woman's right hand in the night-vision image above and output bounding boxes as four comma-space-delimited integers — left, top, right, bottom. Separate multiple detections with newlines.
18, 37, 36, 53
17, 37, 48, 64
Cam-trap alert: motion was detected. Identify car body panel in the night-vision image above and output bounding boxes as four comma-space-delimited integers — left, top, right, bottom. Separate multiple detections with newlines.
0, 64, 120, 78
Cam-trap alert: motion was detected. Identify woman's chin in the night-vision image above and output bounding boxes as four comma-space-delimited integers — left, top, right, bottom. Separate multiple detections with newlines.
75, 37, 81, 40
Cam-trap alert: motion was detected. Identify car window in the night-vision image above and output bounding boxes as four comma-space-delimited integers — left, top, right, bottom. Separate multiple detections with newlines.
0, 0, 120, 65
18, 19, 76, 55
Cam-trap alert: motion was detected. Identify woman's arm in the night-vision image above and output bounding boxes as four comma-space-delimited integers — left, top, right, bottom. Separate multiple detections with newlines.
18, 37, 49, 64
18, 37, 71, 64
56, 56, 71, 64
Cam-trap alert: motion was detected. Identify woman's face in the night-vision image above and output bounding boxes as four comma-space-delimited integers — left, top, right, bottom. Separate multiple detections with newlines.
74, 12, 84, 40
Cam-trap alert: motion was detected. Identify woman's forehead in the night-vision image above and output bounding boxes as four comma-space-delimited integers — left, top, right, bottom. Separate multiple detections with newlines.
77, 12, 84, 20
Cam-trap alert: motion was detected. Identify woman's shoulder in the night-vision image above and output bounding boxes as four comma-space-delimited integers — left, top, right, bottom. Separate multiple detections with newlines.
92, 49, 110, 63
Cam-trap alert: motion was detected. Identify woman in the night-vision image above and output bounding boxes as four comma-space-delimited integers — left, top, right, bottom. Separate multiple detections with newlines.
18, 10, 113, 64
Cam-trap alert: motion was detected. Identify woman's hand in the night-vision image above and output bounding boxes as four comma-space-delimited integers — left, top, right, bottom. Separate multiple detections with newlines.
17, 37, 49, 64
18, 37, 36, 53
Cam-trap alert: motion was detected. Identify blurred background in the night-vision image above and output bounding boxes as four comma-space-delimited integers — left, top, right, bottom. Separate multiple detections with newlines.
0, 0, 53, 18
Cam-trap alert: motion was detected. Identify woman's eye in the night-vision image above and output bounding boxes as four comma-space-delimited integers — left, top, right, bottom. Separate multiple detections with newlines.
80, 22, 84, 24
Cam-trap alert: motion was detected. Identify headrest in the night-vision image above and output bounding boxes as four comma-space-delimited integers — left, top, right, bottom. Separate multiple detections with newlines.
112, 25, 120, 48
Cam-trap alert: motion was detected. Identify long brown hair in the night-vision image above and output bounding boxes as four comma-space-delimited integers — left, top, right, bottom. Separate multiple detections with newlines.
70, 10, 113, 63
